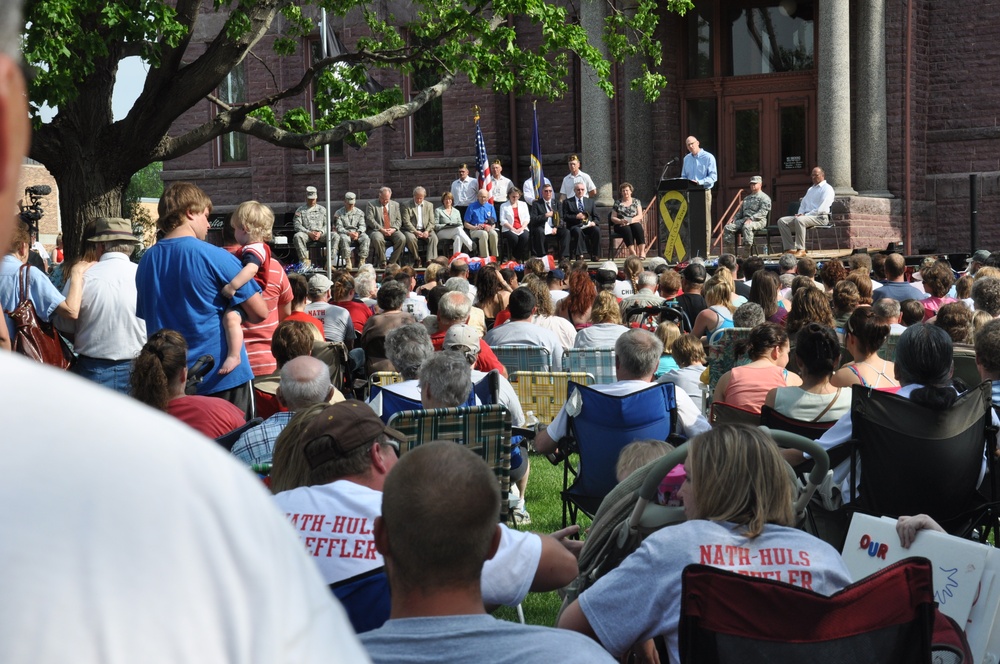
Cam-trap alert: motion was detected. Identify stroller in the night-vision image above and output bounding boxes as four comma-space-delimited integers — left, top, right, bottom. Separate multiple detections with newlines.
559, 427, 830, 618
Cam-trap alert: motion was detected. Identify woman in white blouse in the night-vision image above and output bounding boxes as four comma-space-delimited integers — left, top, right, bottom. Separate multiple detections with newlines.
499, 187, 531, 261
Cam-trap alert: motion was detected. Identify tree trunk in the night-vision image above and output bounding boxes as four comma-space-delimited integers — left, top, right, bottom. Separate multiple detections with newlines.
57, 170, 129, 261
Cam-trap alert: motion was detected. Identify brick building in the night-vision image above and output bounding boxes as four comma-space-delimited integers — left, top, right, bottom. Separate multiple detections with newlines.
163, 0, 1000, 258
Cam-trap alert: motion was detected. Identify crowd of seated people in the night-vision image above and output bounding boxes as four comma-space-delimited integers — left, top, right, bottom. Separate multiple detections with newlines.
11, 138, 1000, 661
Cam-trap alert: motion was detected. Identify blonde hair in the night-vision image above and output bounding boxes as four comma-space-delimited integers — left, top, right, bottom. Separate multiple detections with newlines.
616, 439, 674, 482
591, 290, 622, 324
687, 425, 794, 537
231, 200, 274, 242
624, 255, 644, 293
655, 321, 681, 354
974, 266, 1000, 281
672, 333, 706, 366
703, 276, 735, 312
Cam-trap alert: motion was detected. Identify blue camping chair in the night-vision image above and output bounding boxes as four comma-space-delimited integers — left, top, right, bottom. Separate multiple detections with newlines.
370, 370, 500, 424
330, 568, 391, 634
557, 381, 678, 527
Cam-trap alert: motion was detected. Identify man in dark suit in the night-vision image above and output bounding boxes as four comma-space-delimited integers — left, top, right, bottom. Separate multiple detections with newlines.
529, 182, 569, 259
401, 186, 436, 265
365, 186, 409, 267
561, 182, 601, 261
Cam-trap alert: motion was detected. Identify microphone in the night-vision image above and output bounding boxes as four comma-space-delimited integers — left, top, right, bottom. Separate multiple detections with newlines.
659, 157, 679, 182
26, 185, 52, 197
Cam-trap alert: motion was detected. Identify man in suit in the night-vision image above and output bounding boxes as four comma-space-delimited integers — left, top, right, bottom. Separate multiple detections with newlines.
561, 182, 601, 261
529, 182, 569, 259
366, 186, 408, 267
401, 186, 436, 265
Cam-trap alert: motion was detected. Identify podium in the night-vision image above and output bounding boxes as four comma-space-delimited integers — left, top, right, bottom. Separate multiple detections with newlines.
656, 178, 711, 262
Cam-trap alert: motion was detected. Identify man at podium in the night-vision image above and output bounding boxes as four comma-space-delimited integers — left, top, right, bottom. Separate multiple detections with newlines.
682, 136, 717, 232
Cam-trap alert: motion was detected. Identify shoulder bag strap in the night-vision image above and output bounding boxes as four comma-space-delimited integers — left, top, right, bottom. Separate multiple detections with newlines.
810, 387, 842, 422
18, 263, 31, 304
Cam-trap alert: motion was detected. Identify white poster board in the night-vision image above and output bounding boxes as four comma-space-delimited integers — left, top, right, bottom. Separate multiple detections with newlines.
842, 514, 1000, 663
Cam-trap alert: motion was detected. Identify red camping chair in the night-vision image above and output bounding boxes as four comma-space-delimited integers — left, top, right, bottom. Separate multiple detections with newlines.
679, 556, 971, 664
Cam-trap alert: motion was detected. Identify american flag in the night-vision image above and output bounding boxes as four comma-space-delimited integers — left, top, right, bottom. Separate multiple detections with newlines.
475, 119, 493, 204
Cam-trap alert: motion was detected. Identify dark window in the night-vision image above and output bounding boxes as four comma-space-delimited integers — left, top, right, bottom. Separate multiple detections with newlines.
686, 98, 718, 157
727, 2, 814, 76
780, 105, 807, 171
687, 5, 714, 79
734, 108, 760, 173
409, 67, 444, 154
218, 65, 248, 163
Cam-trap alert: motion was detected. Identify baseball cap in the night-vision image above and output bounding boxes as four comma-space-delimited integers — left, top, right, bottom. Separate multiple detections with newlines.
301, 401, 406, 470
968, 249, 991, 264
344, 192, 357, 202
443, 324, 481, 356
645, 256, 667, 270
547, 268, 566, 281
749, 176, 762, 184
682, 262, 707, 284
308, 273, 333, 295
306, 186, 318, 199
599, 261, 618, 274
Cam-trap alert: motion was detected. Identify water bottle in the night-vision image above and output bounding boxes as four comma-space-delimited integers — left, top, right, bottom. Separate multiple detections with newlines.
524, 411, 538, 429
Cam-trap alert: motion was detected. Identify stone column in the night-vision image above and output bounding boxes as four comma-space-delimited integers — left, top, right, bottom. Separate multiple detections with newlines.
621, 60, 656, 206
855, 0, 892, 197
579, 0, 614, 207
817, 0, 857, 196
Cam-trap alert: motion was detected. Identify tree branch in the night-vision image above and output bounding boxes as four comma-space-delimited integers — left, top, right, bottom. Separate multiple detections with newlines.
153, 72, 455, 160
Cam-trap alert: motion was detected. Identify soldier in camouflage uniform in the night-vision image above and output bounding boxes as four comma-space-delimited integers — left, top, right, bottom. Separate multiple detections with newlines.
292, 185, 333, 266
333, 192, 368, 270
723, 175, 772, 256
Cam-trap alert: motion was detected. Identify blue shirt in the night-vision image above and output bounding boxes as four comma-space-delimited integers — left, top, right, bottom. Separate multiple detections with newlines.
463, 201, 496, 226
136, 237, 260, 395
1, 254, 65, 340
232, 411, 293, 466
681, 149, 718, 189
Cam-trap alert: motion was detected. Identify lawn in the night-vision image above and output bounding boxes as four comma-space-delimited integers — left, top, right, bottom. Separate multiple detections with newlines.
493, 452, 591, 627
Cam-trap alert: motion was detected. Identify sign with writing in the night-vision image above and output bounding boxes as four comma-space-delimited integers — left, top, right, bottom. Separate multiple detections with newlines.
783, 155, 803, 170
842, 514, 987, 628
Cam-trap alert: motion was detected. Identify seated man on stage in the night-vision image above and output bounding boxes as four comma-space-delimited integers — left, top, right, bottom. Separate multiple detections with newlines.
723, 175, 771, 257
463, 189, 499, 259
530, 182, 569, 260
561, 182, 601, 262
401, 186, 437, 267
333, 192, 368, 270
777, 167, 835, 256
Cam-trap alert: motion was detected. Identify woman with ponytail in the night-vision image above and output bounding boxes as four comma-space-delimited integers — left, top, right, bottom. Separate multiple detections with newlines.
764, 323, 851, 422
132, 329, 245, 438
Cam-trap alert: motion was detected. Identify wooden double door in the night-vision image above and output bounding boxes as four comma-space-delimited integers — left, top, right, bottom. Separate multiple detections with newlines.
717, 87, 816, 223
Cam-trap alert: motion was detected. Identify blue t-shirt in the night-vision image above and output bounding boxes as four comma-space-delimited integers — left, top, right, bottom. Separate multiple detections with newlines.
1, 255, 65, 341
136, 237, 260, 395
463, 201, 496, 226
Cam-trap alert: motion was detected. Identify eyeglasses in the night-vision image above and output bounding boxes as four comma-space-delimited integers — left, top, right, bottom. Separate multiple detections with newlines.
382, 439, 400, 457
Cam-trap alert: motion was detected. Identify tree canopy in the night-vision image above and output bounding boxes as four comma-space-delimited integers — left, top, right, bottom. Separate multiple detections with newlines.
23, 0, 691, 258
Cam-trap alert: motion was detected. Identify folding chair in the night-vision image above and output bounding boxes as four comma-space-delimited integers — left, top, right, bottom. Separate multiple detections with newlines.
371, 370, 500, 423
388, 404, 512, 520
845, 382, 999, 540
215, 417, 263, 452
329, 569, 391, 635
877, 332, 902, 362
679, 558, 937, 664
709, 401, 760, 427
367, 370, 402, 400
706, 327, 752, 394
564, 347, 617, 384
759, 405, 836, 440
557, 381, 677, 527
509, 371, 594, 426
952, 344, 980, 391
312, 340, 350, 395
491, 344, 552, 374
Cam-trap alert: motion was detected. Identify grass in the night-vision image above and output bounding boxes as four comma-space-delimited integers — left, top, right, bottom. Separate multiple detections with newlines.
493, 451, 591, 627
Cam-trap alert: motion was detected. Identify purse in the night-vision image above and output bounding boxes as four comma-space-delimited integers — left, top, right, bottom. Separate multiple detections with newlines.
5, 264, 74, 369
